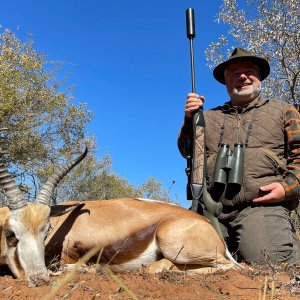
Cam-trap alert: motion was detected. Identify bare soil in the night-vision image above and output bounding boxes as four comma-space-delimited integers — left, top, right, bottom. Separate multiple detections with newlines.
1, 264, 300, 300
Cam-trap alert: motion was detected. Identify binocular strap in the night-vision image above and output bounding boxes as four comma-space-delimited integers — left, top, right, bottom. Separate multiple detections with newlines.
218, 107, 258, 146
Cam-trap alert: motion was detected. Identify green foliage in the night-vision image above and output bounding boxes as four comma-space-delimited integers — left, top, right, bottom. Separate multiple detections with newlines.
54, 151, 141, 202
0, 29, 93, 165
0, 28, 93, 201
139, 177, 171, 201
0, 28, 173, 206
55, 155, 171, 203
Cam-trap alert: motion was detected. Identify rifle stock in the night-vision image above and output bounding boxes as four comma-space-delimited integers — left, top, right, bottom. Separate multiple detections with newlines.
202, 182, 223, 238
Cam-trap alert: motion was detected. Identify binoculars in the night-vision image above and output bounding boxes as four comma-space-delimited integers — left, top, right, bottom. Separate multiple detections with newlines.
213, 143, 244, 187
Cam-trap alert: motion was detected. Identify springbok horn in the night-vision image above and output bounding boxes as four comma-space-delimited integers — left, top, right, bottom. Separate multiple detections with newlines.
0, 160, 28, 210
35, 147, 88, 206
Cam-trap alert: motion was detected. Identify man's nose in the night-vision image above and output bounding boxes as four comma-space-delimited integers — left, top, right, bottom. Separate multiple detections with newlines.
238, 73, 248, 81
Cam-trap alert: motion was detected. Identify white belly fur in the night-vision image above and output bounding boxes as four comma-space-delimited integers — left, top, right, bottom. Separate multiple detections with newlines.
109, 238, 159, 272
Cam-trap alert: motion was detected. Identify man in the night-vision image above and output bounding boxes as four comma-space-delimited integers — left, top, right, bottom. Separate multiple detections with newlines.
178, 47, 300, 264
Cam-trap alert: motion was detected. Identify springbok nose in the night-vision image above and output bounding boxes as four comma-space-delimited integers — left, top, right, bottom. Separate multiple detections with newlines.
29, 270, 50, 286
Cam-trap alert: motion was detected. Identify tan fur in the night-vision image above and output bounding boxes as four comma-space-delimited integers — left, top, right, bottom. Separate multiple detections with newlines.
0, 207, 10, 264
145, 258, 219, 274
45, 198, 237, 274
20, 204, 50, 235
0, 204, 50, 235
0, 197, 238, 279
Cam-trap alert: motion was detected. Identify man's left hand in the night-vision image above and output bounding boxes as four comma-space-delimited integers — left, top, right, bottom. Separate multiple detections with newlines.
253, 183, 286, 204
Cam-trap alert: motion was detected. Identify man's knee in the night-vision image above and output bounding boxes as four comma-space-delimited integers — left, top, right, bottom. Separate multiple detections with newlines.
231, 206, 300, 264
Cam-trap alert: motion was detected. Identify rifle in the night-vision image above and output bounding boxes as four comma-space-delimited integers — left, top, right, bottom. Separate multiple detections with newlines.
185, 8, 224, 239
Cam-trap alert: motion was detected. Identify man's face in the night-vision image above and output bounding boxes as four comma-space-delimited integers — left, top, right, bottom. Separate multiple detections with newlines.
225, 61, 262, 106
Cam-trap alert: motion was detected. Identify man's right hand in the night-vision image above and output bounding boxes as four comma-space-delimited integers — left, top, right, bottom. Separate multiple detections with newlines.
185, 93, 205, 119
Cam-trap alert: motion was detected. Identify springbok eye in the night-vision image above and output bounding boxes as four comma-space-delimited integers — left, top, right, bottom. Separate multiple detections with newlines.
4, 229, 19, 246
4, 229, 15, 239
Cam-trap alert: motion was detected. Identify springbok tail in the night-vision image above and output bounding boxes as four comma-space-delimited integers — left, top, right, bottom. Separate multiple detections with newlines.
225, 247, 244, 269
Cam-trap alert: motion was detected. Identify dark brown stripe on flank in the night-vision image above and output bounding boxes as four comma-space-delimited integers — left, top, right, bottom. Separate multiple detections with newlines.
100, 223, 159, 265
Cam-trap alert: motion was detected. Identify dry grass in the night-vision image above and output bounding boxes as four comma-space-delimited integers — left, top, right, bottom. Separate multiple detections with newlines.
42, 246, 139, 300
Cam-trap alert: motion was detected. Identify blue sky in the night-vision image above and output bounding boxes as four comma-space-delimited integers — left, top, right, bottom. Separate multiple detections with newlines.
1, 1, 230, 207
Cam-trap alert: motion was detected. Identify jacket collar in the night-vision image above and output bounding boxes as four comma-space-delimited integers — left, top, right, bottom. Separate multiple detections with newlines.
222, 94, 268, 113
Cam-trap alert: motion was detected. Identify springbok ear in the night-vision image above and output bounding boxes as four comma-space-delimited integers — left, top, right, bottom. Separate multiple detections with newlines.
50, 202, 85, 217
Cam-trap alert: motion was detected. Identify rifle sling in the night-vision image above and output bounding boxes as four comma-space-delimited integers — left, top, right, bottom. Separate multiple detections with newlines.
190, 109, 224, 238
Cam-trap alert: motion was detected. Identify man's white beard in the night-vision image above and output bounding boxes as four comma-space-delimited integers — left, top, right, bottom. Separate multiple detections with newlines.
231, 84, 261, 102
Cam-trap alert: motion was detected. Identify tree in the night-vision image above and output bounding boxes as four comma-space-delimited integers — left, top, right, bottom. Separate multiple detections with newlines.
139, 177, 171, 202
205, 0, 299, 105
55, 158, 173, 203
55, 151, 142, 202
0, 28, 93, 201
0, 28, 174, 206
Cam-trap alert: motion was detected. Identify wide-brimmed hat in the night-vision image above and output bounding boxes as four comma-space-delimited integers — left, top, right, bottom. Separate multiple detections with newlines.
213, 47, 270, 84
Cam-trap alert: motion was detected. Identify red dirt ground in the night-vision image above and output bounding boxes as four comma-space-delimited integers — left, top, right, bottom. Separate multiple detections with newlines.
1, 264, 300, 300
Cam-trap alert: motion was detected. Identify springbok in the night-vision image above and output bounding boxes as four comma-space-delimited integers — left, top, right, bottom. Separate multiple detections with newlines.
45, 198, 240, 275
0, 148, 240, 285
0, 148, 88, 285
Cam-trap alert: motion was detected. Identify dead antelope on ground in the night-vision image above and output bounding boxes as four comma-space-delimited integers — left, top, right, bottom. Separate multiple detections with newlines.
0, 148, 88, 285
46, 198, 241, 275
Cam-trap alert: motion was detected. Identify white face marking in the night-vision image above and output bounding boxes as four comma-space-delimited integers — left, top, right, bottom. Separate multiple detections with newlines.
5, 206, 50, 282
